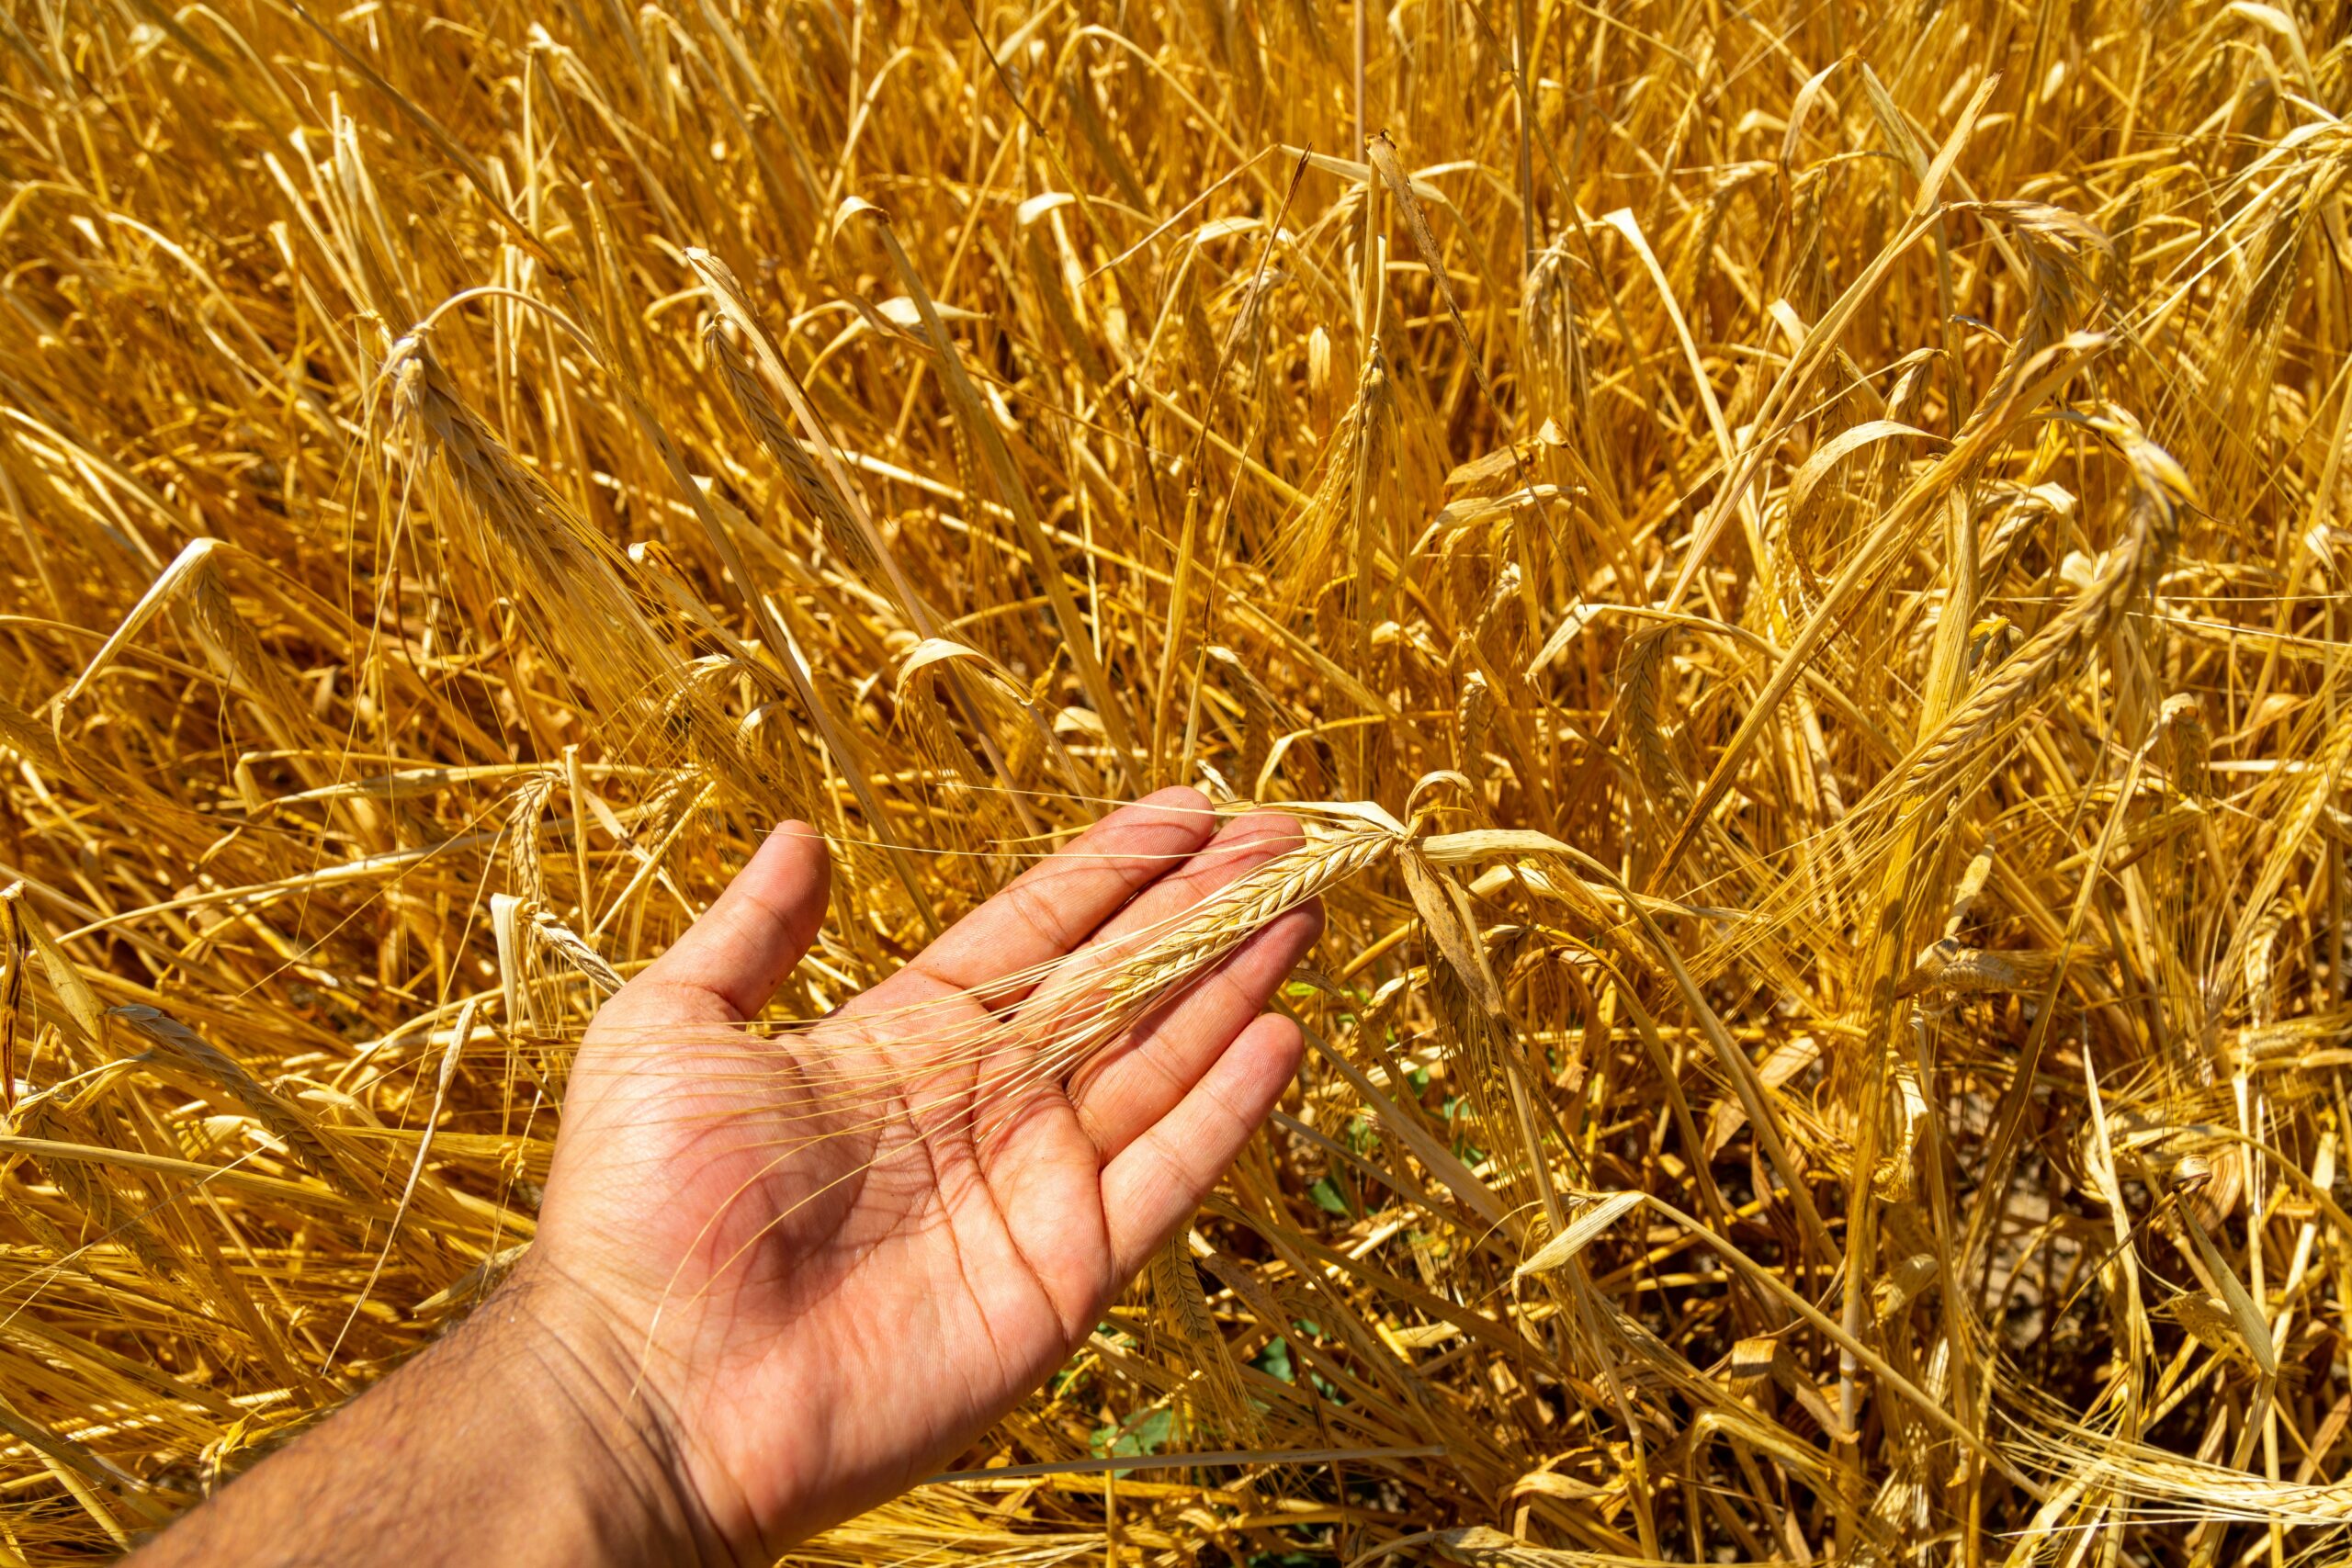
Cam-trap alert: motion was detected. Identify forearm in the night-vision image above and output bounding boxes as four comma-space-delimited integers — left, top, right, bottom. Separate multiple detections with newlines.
127, 1260, 738, 1568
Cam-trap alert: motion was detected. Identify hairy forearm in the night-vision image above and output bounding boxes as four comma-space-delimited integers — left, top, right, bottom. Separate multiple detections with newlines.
126, 1261, 738, 1568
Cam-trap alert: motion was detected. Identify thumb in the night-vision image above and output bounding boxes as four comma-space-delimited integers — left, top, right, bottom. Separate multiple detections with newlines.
615, 821, 831, 1023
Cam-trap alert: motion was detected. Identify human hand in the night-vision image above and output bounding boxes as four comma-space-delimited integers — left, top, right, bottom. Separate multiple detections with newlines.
522, 787, 1321, 1562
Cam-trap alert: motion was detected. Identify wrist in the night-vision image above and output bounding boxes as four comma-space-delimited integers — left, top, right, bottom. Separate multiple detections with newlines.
479, 1254, 759, 1567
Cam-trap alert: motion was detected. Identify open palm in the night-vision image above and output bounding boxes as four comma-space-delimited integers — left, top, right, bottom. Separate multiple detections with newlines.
530, 788, 1319, 1558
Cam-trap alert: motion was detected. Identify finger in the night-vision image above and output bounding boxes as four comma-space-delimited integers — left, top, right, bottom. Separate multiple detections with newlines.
975, 1089, 1116, 1342
613, 821, 831, 1024
1072, 899, 1321, 1160
854, 786, 1215, 1016
1098, 1012, 1303, 1280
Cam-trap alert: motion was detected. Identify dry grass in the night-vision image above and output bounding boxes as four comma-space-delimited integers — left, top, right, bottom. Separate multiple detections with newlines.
1, 0, 2350, 1562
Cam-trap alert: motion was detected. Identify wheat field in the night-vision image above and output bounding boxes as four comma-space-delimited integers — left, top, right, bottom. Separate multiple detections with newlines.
1, 0, 2349, 1561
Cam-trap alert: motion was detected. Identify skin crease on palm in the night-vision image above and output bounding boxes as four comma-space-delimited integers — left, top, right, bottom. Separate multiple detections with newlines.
127, 787, 1323, 1568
